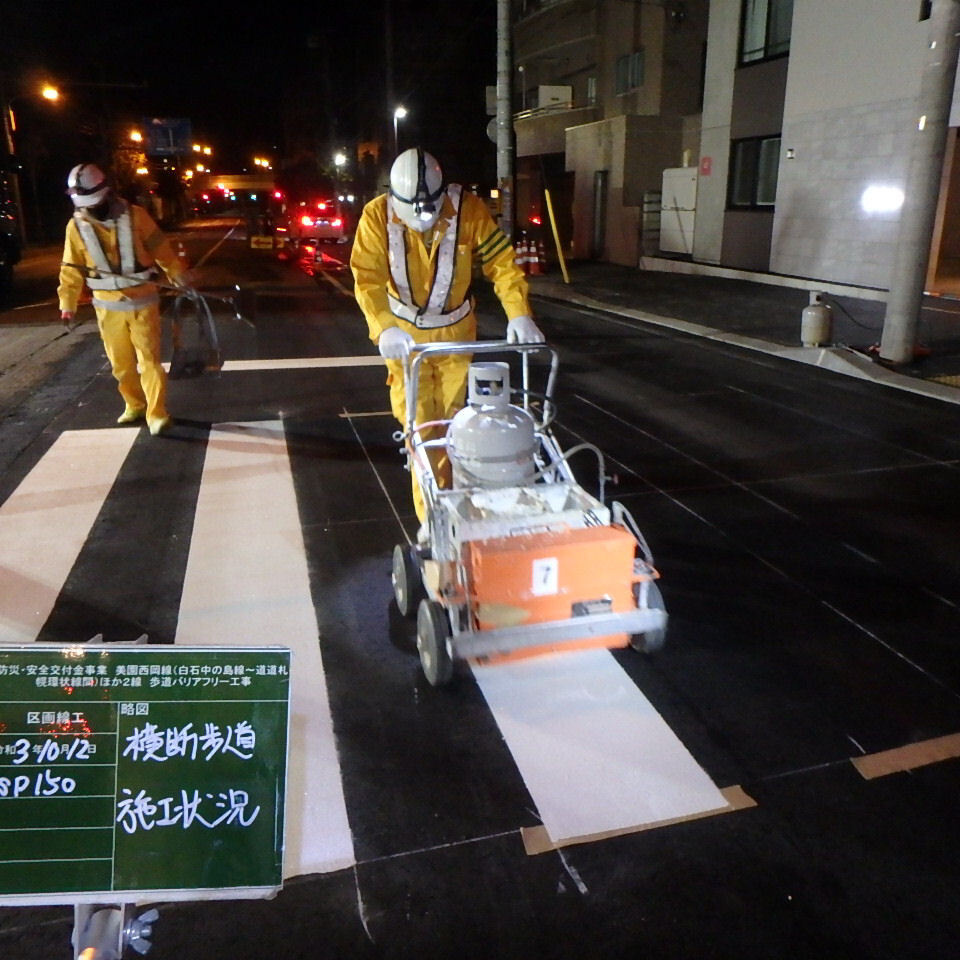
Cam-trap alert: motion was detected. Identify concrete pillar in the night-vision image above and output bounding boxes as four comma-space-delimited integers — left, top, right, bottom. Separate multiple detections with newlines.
880, 0, 960, 364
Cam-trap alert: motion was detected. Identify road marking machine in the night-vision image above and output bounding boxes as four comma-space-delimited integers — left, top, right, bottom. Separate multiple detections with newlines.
391, 341, 667, 686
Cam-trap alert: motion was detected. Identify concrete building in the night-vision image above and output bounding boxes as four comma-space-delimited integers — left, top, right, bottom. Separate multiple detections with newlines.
512, 0, 709, 266
696, 0, 960, 295
517, 0, 960, 299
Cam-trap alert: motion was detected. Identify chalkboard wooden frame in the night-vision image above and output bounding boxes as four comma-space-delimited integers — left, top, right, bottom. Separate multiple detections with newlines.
0, 644, 290, 905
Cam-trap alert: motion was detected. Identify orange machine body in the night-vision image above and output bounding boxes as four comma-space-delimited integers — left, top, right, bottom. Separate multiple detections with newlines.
465, 524, 638, 659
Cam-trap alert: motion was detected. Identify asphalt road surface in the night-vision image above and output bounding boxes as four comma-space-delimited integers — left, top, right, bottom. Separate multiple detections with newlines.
1, 220, 960, 959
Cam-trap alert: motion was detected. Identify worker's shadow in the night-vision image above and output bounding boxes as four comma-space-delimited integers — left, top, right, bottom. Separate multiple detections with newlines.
387, 600, 418, 656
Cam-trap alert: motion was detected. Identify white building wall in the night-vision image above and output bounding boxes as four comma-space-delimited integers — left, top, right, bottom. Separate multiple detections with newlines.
692, 0, 740, 265
770, 0, 931, 288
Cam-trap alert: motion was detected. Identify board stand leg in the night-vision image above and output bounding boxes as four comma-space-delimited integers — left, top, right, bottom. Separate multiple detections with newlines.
72, 903, 159, 959
71, 634, 156, 958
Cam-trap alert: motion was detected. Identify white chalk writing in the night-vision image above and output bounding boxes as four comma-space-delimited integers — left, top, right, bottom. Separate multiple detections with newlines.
115, 787, 260, 833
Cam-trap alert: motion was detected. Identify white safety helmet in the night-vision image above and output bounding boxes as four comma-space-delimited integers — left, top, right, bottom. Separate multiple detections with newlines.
389, 148, 445, 232
66, 163, 110, 208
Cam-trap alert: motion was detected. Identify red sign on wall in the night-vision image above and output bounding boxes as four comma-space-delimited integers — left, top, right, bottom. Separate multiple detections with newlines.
699, 156, 712, 176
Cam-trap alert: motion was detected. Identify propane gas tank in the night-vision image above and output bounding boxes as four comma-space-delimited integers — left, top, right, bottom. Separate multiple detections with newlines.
448, 362, 537, 489
801, 291, 833, 347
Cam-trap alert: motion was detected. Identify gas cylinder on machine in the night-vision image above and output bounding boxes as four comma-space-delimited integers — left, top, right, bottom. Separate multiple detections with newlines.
448, 362, 537, 488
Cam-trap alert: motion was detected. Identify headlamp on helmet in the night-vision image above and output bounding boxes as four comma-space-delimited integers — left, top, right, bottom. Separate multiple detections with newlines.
389, 148, 445, 232
66, 163, 111, 208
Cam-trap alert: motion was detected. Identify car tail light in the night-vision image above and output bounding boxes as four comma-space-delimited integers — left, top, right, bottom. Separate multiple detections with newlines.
300, 214, 314, 227
331, 218, 343, 228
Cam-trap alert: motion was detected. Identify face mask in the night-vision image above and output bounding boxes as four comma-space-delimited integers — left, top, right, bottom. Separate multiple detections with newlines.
89, 199, 112, 221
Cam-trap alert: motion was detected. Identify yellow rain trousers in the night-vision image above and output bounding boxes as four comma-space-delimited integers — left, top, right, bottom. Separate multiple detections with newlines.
350, 189, 532, 521
58, 204, 184, 426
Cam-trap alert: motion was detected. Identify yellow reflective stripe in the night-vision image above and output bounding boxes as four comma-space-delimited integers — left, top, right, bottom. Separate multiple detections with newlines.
479, 234, 511, 264
476, 228, 507, 255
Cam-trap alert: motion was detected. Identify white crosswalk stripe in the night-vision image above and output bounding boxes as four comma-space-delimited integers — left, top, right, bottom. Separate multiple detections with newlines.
474, 651, 732, 849
0, 429, 138, 644
174, 421, 355, 877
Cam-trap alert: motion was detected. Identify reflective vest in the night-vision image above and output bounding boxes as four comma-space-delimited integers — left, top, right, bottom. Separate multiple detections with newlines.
74, 204, 156, 293
385, 184, 471, 329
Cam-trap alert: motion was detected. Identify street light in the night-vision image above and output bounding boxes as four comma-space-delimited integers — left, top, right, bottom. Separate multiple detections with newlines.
393, 105, 407, 157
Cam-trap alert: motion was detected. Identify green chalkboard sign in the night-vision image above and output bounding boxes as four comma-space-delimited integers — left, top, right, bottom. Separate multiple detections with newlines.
0, 645, 290, 905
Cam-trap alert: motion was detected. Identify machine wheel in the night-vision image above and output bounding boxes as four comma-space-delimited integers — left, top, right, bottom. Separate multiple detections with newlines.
392, 544, 424, 618
417, 599, 454, 687
629, 580, 668, 654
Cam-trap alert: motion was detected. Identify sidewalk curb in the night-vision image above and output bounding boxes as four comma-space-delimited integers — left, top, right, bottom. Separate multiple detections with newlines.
530, 279, 960, 407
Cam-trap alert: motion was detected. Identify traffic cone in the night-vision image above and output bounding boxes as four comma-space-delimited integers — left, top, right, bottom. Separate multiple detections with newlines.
515, 237, 529, 274
528, 238, 542, 276
537, 239, 548, 274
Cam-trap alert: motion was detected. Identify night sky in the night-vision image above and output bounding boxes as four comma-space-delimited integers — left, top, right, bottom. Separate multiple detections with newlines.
2, 0, 499, 192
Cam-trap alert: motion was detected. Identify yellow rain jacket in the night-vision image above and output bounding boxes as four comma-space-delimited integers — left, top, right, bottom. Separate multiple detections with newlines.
350, 187, 532, 519
58, 201, 183, 313
58, 201, 184, 427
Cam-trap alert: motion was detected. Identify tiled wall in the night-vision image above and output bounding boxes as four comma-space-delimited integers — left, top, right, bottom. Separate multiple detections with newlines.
770, 100, 915, 289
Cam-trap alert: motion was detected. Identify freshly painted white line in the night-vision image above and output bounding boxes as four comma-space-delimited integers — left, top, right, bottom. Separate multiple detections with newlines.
0, 429, 137, 643
175, 421, 355, 876
473, 649, 730, 846
161, 356, 383, 373
221, 356, 382, 371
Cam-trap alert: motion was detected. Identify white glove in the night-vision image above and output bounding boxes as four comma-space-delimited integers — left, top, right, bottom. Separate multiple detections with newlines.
378, 326, 414, 359
506, 315, 544, 344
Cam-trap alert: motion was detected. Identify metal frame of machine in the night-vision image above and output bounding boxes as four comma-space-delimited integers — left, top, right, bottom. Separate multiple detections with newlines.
391, 341, 667, 686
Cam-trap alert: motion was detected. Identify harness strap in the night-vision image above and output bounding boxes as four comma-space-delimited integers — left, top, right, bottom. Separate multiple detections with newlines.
385, 184, 466, 326
387, 293, 471, 329
91, 293, 160, 311
74, 205, 155, 291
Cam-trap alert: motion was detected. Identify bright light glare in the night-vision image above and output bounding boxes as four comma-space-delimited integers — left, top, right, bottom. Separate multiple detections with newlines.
394, 105, 407, 120
860, 185, 904, 214
41, 85, 59, 101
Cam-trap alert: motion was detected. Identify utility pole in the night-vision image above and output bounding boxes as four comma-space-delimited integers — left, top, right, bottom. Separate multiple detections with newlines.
879, 0, 960, 364
496, 0, 515, 239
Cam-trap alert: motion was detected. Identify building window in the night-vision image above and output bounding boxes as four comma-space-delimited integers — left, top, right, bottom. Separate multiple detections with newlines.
728, 136, 781, 208
920, 0, 932, 20
615, 50, 645, 94
740, 0, 794, 64
586, 76, 597, 106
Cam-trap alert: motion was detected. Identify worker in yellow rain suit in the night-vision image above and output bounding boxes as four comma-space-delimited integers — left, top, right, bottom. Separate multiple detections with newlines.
350, 147, 544, 521
57, 163, 188, 436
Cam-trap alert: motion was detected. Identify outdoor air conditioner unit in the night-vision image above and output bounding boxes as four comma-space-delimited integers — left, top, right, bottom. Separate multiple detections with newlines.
537, 85, 572, 109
